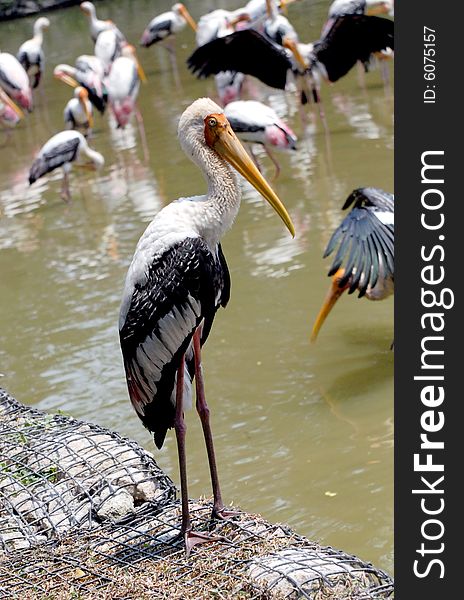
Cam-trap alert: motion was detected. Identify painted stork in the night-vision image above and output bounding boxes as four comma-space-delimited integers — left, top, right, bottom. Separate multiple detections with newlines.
0, 88, 24, 128
263, 0, 298, 47
17, 17, 50, 89
328, 0, 394, 18
187, 15, 394, 91
64, 86, 94, 135
80, 1, 125, 43
28, 130, 104, 201
0, 52, 33, 112
95, 29, 123, 74
119, 97, 294, 555
54, 56, 106, 114
311, 187, 394, 342
224, 100, 297, 179
106, 44, 146, 129
140, 3, 197, 49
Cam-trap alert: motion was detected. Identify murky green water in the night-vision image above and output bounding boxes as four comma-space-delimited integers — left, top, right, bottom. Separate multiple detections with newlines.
0, 0, 393, 572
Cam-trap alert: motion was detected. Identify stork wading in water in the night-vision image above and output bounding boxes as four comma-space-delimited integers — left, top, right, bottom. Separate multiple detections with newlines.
140, 3, 197, 51
119, 98, 294, 555
17, 17, 50, 89
54, 56, 106, 114
224, 100, 297, 179
64, 86, 94, 136
187, 15, 393, 99
28, 130, 104, 201
328, 0, 394, 18
80, 1, 125, 43
0, 52, 33, 112
311, 187, 394, 342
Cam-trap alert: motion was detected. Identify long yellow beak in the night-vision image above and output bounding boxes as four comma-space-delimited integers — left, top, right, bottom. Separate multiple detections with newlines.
79, 92, 94, 128
0, 89, 24, 119
205, 113, 295, 237
283, 37, 307, 71
179, 4, 197, 32
55, 71, 78, 88
311, 269, 348, 342
135, 55, 147, 83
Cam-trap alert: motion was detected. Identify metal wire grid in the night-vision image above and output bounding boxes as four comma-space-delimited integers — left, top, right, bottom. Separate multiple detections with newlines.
0, 499, 394, 599
0, 389, 176, 553
0, 391, 394, 598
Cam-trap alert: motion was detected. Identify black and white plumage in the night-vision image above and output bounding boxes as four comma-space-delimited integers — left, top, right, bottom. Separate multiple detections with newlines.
119, 97, 294, 555
64, 86, 94, 135
28, 130, 104, 200
263, 0, 298, 47
0, 52, 33, 112
17, 17, 50, 89
188, 15, 394, 88
54, 56, 106, 114
140, 3, 197, 48
311, 187, 394, 341
80, 1, 125, 43
224, 100, 297, 178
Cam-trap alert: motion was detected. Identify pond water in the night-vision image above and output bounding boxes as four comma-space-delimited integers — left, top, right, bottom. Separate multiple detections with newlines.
0, 0, 394, 572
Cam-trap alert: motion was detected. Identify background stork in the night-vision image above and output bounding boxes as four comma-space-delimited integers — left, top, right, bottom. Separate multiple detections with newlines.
119, 97, 294, 555
54, 56, 106, 114
328, 0, 394, 18
17, 17, 50, 89
80, 1, 125, 43
140, 3, 197, 50
224, 100, 297, 179
0, 52, 33, 112
64, 86, 94, 136
29, 130, 104, 201
187, 15, 394, 92
311, 187, 394, 341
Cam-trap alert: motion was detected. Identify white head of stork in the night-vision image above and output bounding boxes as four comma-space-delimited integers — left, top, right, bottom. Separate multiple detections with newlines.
140, 3, 197, 48
311, 187, 394, 342
64, 86, 94, 135
119, 97, 294, 555
106, 44, 146, 129
29, 130, 104, 201
16, 17, 50, 89
0, 52, 33, 112
80, 1, 125, 43
0, 88, 24, 128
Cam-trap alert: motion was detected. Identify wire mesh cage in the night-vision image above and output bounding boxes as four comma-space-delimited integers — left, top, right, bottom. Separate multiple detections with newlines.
0, 389, 394, 599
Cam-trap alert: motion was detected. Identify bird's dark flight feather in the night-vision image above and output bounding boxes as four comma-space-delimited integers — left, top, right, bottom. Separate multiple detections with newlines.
187, 29, 291, 90
324, 187, 394, 297
141, 19, 173, 46
28, 136, 80, 184
119, 238, 229, 449
314, 15, 394, 82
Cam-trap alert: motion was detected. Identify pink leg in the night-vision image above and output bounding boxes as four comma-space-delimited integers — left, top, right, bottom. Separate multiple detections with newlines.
174, 353, 225, 556
135, 105, 150, 164
263, 145, 280, 181
193, 329, 239, 521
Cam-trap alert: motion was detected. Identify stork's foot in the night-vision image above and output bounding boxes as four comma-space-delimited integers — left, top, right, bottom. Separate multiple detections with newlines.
212, 506, 241, 521
184, 529, 225, 557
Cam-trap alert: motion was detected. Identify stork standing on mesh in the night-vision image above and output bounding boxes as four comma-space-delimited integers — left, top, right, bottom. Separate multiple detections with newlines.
119, 98, 294, 555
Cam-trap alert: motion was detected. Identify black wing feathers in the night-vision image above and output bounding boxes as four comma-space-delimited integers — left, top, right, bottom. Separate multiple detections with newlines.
314, 15, 394, 82
187, 29, 291, 90
29, 136, 80, 184
120, 238, 227, 449
325, 188, 394, 297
